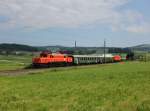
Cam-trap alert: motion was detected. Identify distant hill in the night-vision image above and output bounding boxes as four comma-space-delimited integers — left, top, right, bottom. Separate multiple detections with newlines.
0, 43, 38, 52
0, 43, 150, 54
129, 44, 150, 52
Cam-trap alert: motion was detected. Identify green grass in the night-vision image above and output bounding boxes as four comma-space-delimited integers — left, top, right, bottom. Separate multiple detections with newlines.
0, 62, 150, 111
0, 55, 32, 70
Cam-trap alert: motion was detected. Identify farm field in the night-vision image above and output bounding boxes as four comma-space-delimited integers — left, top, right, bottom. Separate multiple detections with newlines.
0, 55, 32, 71
0, 62, 150, 111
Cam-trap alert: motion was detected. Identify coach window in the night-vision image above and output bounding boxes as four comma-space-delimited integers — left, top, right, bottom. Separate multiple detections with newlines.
79, 58, 81, 61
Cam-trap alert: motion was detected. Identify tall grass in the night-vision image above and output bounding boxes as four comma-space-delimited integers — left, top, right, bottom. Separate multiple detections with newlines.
0, 62, 150, 111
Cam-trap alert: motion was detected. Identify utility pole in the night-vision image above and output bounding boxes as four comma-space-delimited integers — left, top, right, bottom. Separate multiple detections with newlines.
74, 41, 77, 55
104, 39, 106, 64
75, 41, 77, 48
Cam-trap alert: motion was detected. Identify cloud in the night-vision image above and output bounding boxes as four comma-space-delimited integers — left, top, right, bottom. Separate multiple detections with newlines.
110, 10, 150, 33
0, 0, 149, 33
126, 24, 150, 33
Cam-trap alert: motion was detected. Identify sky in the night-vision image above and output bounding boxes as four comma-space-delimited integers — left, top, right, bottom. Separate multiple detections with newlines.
0, 0, 150, 47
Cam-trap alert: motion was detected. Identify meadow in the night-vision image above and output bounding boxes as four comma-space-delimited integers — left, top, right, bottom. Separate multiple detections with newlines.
0, 60, 150, 111
0, 55, 32, 71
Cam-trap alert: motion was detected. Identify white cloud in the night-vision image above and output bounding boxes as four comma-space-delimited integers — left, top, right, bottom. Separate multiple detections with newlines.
0, 0, 149, 33
109, 10, 150, 33
126, 24, 150, 33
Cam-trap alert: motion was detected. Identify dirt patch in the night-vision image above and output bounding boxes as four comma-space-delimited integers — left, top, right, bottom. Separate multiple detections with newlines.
0, 68, 45, 76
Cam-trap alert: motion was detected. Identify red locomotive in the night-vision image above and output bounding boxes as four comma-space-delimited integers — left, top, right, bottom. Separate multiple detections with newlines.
32, 51, 73, 67
113, 55, 121, 61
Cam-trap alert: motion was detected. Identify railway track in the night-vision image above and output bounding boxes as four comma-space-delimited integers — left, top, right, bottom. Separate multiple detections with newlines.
0, 68, 45, 76
0, 63, 113, 76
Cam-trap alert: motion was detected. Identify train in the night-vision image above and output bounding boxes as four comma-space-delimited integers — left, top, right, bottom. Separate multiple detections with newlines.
32, 51, 122, 67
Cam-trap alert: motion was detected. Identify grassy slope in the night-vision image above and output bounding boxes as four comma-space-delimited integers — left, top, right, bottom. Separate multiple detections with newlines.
0, 62, 150, 111
0, 55, 32, 71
